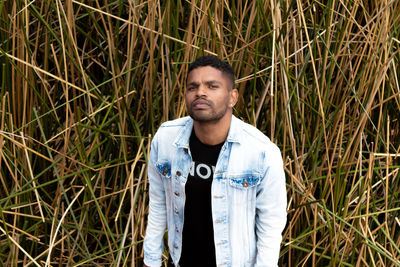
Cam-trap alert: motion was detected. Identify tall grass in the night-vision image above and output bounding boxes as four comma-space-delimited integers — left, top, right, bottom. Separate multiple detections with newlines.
0, 0, 399, 266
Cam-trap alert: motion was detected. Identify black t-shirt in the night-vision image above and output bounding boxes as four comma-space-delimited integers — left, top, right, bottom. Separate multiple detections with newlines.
178, 130, 223, 267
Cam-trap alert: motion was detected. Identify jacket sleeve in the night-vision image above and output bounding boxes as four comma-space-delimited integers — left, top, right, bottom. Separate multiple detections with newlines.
143, 134, 167, 267
254, 144, 287, 267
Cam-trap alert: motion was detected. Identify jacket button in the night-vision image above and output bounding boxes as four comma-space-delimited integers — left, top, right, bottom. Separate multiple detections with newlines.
184, 148, 188, 153
242, 181, 248, 187
174, 210, 179, 214
176, 171, 181, 176
162, 168, 168, 176
174, 191, 180, 196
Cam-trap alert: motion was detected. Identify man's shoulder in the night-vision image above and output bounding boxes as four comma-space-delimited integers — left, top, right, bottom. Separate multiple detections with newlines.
235, 118, 270, 144
234, 118, 283, 172
159, 116, 191, 128
153, 116, 192, 142
234, 117, 281, 154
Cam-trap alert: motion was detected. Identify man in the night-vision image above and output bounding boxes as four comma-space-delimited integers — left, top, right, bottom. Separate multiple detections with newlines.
143, 56, 287, 267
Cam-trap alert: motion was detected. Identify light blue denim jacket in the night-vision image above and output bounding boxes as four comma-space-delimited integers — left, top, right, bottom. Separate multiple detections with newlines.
143, 115, 287, 267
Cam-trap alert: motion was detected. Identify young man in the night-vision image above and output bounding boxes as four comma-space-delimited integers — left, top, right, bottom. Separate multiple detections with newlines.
143, 56, 287, 267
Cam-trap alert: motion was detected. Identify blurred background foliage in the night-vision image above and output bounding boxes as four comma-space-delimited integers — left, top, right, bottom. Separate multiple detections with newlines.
0, 0, 399, 266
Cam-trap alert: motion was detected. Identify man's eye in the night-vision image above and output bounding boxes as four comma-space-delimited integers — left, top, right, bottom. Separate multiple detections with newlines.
209, 85, 218, 89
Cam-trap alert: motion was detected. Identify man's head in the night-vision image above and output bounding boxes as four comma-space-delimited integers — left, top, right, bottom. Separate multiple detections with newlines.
187, 56, 235, 90
185, 56, 238, 123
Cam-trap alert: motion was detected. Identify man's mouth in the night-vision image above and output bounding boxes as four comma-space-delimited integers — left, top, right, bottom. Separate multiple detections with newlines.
192, 99, 211, 109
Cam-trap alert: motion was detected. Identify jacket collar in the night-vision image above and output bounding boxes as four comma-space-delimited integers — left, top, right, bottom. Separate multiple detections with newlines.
173, 115, 241, 148
173, 117, 193, 149
226, 115, 241, 143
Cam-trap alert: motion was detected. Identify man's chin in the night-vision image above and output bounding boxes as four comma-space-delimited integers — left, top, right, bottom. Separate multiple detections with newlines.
188, 111, 227, 123
189, 115, 213, 122
189, 112, 214, 122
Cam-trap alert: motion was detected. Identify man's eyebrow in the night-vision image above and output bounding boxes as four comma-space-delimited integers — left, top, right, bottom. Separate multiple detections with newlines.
205, 80, 223, 85
187, 81, 199, 86
187, 80, 223, 87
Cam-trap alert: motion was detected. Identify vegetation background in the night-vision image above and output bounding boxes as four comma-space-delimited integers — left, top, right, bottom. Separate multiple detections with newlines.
0, 0, 399, 266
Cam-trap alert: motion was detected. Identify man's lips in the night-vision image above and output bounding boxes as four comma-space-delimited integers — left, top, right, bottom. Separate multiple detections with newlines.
192, 99, 211, 109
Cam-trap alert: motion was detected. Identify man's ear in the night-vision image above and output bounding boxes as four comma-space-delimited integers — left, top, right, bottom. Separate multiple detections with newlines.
230, 88, 238, 107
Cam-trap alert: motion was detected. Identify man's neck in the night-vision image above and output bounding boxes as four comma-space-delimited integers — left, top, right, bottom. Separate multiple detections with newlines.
192, 113, 232, 145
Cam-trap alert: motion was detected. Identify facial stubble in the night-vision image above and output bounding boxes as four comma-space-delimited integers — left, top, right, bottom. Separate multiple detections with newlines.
187, 98, 230, 123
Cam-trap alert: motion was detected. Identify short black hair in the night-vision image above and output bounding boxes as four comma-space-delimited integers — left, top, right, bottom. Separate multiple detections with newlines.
187, 55, 235, 88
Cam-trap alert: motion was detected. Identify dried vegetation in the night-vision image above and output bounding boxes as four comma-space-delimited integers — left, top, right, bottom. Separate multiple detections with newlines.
0, 0, 399, 266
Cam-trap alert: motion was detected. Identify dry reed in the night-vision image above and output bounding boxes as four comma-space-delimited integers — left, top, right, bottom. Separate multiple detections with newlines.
0, 0, 399, 266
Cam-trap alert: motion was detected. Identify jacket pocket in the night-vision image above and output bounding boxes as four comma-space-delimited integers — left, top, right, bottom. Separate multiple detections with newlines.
156, 161, 171, 178
228, 174, 260, 189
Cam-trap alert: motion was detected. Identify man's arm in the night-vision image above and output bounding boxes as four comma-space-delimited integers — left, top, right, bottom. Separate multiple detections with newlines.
143, 136, 168, 267
254, 145, 287, 267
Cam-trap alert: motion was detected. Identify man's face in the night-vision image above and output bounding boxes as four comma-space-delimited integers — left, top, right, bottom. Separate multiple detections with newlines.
185, 66, 237, 123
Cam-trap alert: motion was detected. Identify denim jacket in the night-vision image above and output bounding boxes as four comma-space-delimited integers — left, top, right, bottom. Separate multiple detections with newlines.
143, 115, 287, 267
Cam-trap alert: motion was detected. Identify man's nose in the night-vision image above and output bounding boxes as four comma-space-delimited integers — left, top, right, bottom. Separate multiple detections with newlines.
196, 84, 207, 96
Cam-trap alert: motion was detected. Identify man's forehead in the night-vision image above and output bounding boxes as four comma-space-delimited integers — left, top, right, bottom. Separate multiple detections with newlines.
187, 66, 228, 82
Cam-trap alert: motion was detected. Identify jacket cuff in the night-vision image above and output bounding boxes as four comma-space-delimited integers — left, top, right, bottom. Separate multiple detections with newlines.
143, 254, 162, 267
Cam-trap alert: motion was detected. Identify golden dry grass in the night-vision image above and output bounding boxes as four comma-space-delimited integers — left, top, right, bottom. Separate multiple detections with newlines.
0, 0, 399, 266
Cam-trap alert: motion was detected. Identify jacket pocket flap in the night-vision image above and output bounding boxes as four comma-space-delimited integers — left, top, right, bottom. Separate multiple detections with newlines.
229, 174, 260, 189
156, 161, 171, 178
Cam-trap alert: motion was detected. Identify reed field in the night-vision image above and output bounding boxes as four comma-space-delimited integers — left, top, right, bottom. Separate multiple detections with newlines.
0, 0, 399, 266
